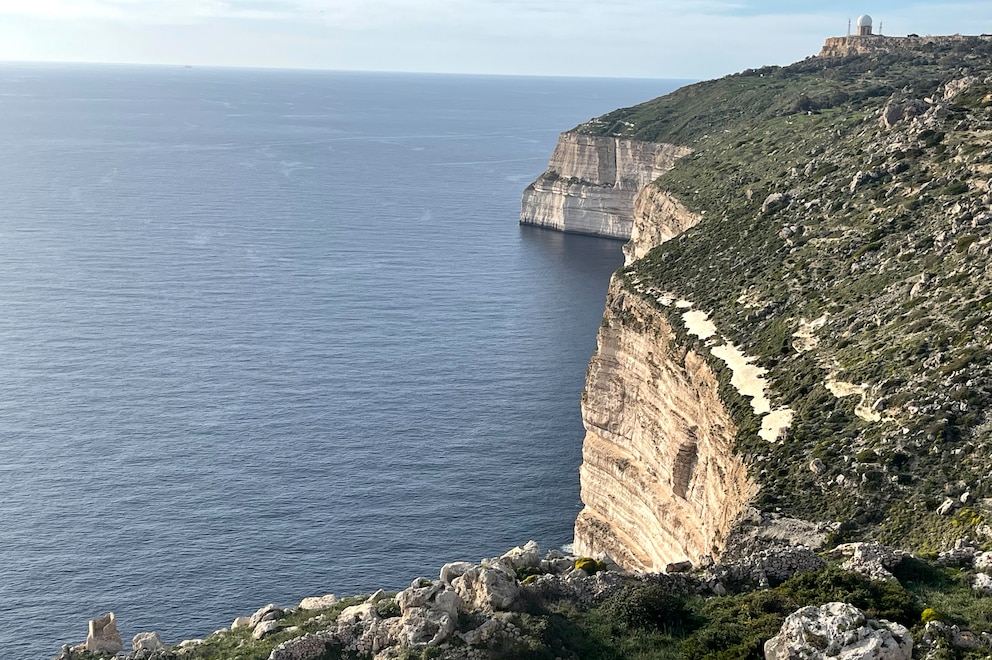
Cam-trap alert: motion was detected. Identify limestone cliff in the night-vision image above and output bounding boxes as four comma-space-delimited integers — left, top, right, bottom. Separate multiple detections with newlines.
565, 35, 992, 570
519, 133, 689, 239
573, 279, 757, 570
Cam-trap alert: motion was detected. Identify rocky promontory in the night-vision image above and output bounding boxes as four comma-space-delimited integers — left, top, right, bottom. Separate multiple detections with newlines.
519, 133, 689, 239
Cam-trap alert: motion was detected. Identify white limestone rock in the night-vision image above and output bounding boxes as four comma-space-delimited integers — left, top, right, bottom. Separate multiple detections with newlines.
764, 602, 912, 660
975, 551, 992, 571
500, 540, 540, 570
253, 620, 282, 640
232, 616, 252, 630
973, 572, 992, 596
132, 631, 166, 652
85, 612, 123, 655
439, 561, 474, 585
249, 603, 285, 627
299, 594, 338, 610
452, 565, 520, 613
520, 133, 691, 239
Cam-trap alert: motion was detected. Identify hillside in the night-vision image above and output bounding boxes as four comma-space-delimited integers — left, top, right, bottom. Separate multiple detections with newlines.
580, 35, 992, 552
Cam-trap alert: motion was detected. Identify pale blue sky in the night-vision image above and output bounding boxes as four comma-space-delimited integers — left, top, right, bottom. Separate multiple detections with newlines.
0, 1, 989, 78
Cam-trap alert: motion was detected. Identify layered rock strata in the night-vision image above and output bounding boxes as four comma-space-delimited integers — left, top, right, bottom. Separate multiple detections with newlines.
573, 279, 758, 571
520, 133, 690, 239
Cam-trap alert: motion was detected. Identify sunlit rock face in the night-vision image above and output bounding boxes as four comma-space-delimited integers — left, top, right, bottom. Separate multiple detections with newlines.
573, 279, 757, 571
520, 133, 690, 239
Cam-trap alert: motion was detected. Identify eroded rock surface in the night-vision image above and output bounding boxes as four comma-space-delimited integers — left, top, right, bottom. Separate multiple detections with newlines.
574, 278, 758, 571
764, 602, 912, 660
520, 133, 690, 238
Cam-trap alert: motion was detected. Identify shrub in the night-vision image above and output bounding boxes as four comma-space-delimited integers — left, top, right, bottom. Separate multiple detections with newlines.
601, 585, 699, 635
776, 567, 917, 625
574, 557, 604, 575
921, 608, 944, 623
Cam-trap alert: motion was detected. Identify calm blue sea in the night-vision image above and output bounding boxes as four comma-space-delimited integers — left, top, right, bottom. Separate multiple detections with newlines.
0, 64, 682, 658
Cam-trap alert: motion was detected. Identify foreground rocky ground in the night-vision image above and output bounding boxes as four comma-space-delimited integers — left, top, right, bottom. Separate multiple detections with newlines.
56, 528, 992, 660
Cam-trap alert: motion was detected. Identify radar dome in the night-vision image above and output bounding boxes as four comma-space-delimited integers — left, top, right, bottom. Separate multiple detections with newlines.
857, 14, 873, 27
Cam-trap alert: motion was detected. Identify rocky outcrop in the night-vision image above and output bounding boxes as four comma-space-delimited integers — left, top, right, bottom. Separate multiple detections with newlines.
573, 278, 758, 571
520, 132, 690, 239
86, 612, 123, 655
764, 602, 912, 660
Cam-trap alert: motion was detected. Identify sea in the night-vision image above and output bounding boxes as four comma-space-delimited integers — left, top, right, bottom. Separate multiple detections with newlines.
0, 64, 683, 658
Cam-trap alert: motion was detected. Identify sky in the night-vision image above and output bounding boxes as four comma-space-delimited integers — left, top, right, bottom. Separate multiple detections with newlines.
0, 1, 990, 79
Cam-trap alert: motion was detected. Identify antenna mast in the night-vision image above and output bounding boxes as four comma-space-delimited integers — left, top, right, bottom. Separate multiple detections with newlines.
878, 21, 883, 35
848, 18, 851, 36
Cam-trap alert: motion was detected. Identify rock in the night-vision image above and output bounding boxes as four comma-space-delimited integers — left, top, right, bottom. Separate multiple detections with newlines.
764, 602, 912, 660
253, 619, 282, 640
936, 498, 957, 516
249, 603, 285, 627
232, 615, 252, 629
268, 632, 336, 660
452, 565, 520, 612
85, 612, 123, 655
500, 540, 540, 569
461, 618, 502, 646
975, 551, 992, 571
665, 560, 693, 573
132, 631, 166, 652
880, 99, 932, 129
394, 584, 459, 647
973, 572, 992, 596
761, 192, 790, 214
810, 458, 826, 474
439, 561, 475, 585
298, 594, 338, 610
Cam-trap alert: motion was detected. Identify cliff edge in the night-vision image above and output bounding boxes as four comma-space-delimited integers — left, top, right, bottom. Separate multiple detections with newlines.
555, 35, 992, 572
520, 133, 689, 239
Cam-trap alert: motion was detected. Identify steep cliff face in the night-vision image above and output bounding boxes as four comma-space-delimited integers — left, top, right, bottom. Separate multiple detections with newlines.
624, 185, 701, 265
573, 279, 757, 570
520, 133, 689, 239
570, 36, 992, 569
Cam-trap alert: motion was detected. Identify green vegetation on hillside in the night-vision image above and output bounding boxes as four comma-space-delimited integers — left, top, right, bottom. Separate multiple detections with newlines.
594, 37, 992, 547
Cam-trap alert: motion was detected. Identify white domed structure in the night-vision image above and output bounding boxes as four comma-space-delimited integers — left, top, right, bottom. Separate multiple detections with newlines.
857, 14, 873, 36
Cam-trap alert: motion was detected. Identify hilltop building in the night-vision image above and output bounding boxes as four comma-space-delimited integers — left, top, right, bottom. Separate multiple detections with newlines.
857, 14, 873, 36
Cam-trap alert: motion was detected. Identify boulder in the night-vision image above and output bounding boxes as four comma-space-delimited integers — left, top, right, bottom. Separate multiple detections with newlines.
85, 612, 123, 655
249, 603, 285, 627
232, 616, 252, 630
132, 631, 166, 652
761, 192, 790, 214
460, 618, 502, 646
764, 602, 912, 660
253, 619, 282, 640
439, 561, 474, 585
299, 594, 338, 610
500, 541, 540, 570
393, 583, 459, 647
452, 565, 520, 612
975, 551, 992, 572
973, 572, 992, 596
665, 560, 693, 574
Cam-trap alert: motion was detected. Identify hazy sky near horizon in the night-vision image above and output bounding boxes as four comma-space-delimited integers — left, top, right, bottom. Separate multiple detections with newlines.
1, 1, 990, 79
